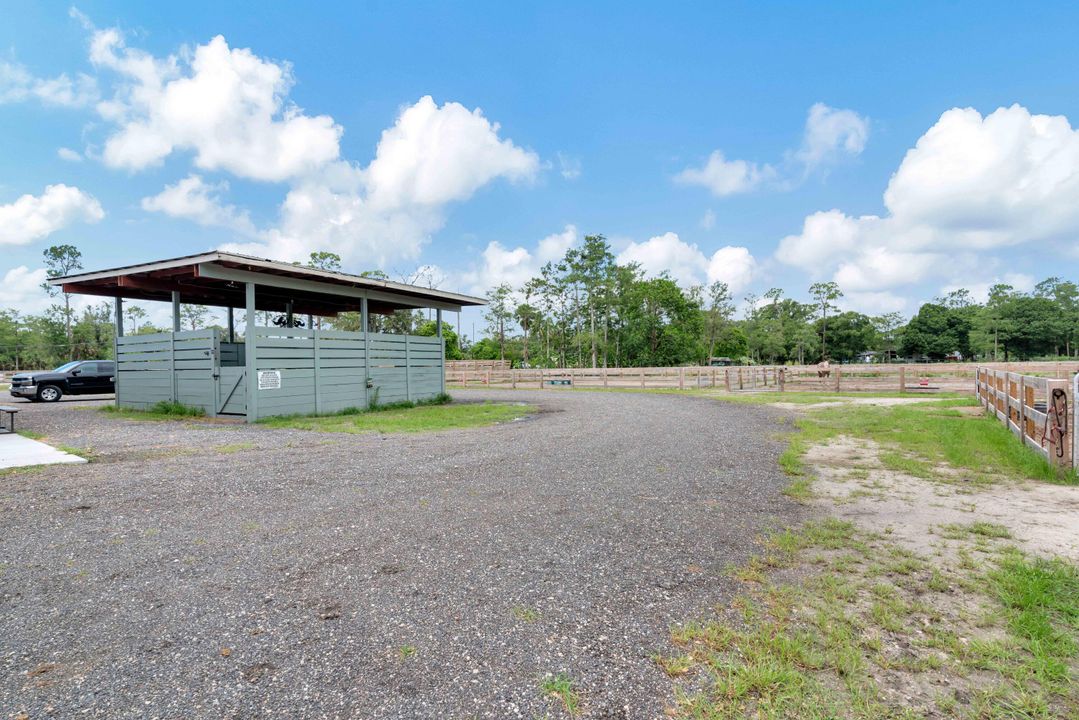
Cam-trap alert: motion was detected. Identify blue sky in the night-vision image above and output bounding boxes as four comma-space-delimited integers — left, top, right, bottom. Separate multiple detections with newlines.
2, 2, 1079, 335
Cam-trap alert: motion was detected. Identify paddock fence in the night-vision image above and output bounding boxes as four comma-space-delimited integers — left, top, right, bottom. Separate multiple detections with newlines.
975, 367, 1076, 469
448, 361, 1079, 395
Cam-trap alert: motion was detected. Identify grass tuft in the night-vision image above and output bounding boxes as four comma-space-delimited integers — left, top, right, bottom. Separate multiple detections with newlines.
101, 400, 205, 420
539, 672, 581, 715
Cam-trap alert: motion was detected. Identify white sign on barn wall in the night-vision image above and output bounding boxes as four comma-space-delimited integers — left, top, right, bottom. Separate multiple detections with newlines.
258, 370, 282, 390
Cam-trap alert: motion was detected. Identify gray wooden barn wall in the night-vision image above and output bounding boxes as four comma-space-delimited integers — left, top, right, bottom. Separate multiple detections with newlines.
115, 329, 217, 413
115, 327, 444, 419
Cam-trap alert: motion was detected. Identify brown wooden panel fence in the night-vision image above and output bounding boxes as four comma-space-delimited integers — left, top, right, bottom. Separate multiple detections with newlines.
449, 361, 1079, 394
975, 367, 1075, 469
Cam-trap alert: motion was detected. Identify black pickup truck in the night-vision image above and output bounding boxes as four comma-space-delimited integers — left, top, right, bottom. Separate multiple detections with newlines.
9, 360, 116, 402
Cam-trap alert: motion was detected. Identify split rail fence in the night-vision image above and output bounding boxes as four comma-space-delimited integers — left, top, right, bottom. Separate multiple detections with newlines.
975, 367, 1076, 469
447, 361, 1079, 394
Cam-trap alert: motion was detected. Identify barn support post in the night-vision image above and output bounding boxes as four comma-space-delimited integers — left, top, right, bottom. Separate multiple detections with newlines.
113, 297, 123, 409
361, 295, 370, 409
313, 325, 322, 415
244, 282, 257, 423
227, 308, 235, 343
170, 292, 179, 402
285, 300, 294, 328
436, 308, 445, 396
171, 291, 181, 332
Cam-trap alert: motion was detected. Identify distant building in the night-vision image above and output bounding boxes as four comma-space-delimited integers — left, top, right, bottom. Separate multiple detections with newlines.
856, 350, 879, 364
708, 356, 735, 366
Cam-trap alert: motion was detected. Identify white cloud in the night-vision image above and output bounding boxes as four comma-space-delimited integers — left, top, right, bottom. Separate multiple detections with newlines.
840, 291, 908, 315
57, 147, 83, 162
674, 151, 775, 197
0, 184, 105, 245
141, 174, 256, 235
226, 96, 540, 266
617, 232, 756, 292
700, 209, 716, 230
47, 18, 541, 270
90, 31, 342, 181
940, 273, 1035, 304
0, 266, 50, 313
364, 95, 539, 210
0, 60, 98, 108
676, 103, 868, 196
776, 105, 1079, 295
459, 224, 578, 295
793, 102, 869, 172
557, 152, 582, 180
706, 245, 757, 293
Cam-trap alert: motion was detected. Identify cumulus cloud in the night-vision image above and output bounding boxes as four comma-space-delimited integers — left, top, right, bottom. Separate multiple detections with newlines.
0, 60, 98, 107
57, 147, 83, 162
0, 266, 51, 313
90, 30, 342, 181
777, 104, 1079, 294
674, 151, 774, 196
0, 184, 105, 245
793, 102, 869, 173
364, 96, 539, 210
616, 232, 756, 292
459, 225, 578, 295
141, 174, 256, 235
69, 16, 541, 268
675, 103, 868, 196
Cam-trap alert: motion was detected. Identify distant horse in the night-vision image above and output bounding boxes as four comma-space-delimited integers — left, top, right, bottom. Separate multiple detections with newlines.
817, 360, 831, 379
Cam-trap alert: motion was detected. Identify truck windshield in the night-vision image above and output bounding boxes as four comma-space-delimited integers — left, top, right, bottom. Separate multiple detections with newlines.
52, 361, 81, 372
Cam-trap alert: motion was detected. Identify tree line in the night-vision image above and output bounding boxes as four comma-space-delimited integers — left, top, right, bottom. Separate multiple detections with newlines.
473, 235, 1079, 367
1, 239, 1077, 371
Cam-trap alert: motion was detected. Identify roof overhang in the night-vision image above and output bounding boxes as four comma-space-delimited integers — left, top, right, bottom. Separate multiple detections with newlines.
50, 252, 486, 316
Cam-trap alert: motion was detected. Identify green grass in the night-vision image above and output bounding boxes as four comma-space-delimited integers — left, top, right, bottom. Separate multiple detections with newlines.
101, 400, 206, 420
539, 673, 581, 716
661, 523, 1079, 719
259, 399, 534, 434
778, 398, 1077, 486
398, 644, 417, 659
16, 429, 45, 440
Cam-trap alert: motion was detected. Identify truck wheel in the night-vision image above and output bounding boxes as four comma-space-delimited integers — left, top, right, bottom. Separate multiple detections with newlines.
38, 385, 63, 402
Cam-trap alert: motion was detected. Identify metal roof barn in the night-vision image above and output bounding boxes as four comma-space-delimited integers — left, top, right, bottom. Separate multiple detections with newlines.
51, 252, 486, 421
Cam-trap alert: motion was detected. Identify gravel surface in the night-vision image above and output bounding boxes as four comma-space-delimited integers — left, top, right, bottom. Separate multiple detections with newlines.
1, 389, 803, 718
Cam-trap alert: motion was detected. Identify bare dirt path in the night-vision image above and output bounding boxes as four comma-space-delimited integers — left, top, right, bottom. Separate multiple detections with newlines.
0, 390, 801, 719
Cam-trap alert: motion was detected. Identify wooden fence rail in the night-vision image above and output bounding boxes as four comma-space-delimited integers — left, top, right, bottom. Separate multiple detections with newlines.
975, 367, 1075, 469
448, 361, 1079, 394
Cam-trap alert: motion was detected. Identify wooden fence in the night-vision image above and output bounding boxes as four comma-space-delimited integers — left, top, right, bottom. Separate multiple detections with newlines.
448, 361, 1079, 394
975, 367, 1075, 469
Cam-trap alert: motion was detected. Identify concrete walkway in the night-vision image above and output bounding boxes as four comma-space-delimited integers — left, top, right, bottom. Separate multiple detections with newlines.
0, 433, 87, 469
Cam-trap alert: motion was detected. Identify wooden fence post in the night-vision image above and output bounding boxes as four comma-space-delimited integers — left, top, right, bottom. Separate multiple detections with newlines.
779, 368, 786, 392
834, 368, 841, 392
511, 369, 517, 389
899, 367, 906, 394
738, 368, 743, 390
725, 369, 731, 392
679, 367, 685, 390
640, 368, 646, 389
603, 366, 608, 388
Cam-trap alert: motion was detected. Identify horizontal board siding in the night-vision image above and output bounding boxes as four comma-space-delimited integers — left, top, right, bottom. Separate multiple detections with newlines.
118, 327, 443, 419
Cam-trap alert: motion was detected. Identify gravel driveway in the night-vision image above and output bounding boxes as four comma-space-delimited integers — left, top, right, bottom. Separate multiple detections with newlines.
1, 389, 802, 719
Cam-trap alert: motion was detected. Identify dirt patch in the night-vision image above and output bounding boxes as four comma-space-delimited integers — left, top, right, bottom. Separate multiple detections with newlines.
807, 436, 1079, 561
771, 396, 947, 411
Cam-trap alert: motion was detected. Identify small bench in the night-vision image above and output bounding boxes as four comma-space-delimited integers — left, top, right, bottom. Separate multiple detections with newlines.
0, 405, 18, 434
